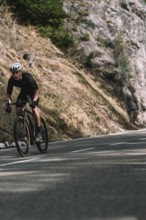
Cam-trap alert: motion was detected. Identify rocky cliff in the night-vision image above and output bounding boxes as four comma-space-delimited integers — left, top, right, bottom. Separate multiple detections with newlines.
63, 0, 146, 124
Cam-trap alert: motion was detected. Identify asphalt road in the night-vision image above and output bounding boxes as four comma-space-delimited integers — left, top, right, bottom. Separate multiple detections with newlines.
1, 129, 146, 220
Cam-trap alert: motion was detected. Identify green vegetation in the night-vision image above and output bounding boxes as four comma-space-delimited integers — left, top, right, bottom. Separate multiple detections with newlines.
114, 31, 132, 81
80, 9, 89, 16
81, 33, 90, 41
7, 0, 65, 26
119, 0, 129, 11
0, 0, 5, 4
6, 0, 75, 52
39, 26, 75, 52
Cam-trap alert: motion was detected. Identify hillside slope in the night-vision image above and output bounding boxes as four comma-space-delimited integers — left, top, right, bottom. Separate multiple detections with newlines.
0, 5, 135, 142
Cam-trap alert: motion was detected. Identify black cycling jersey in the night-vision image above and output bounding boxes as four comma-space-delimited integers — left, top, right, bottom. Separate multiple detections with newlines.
7, 72, 39, 107
7, 72, 39, 97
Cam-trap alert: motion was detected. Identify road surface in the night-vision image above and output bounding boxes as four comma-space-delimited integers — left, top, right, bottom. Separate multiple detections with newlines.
0, 129, 146, 220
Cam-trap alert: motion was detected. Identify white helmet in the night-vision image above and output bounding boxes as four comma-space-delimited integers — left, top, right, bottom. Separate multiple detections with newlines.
10, 63, 22, 73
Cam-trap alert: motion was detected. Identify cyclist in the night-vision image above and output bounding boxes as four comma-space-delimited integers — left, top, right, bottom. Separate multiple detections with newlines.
5, 62, 42, 142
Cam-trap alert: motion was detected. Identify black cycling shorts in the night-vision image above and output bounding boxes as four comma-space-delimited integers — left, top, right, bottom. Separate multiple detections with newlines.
16, 91, 39, 107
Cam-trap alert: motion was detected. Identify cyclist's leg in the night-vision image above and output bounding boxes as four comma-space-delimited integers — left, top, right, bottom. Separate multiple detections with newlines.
30, 96, 40, 125
31, 98, 42, 141
33, 106, 41, 127
15, 91, 27, 115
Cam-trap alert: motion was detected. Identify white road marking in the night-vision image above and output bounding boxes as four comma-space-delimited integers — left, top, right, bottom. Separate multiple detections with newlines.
110, 142, 127, 146
0, 157, 39, 167
71, 147, 95, 153
110, 140, 146, 146
0, 148, 16, 152
124, 142, 146, 145
85, 148, 146, 156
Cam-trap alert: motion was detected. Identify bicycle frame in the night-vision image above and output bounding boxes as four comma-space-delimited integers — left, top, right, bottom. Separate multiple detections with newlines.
25, 109, 37, 145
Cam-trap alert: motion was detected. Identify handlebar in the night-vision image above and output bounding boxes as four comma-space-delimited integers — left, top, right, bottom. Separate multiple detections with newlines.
5, 96, 35, 114
7, 96, 32, 106
10, 100, 28, 106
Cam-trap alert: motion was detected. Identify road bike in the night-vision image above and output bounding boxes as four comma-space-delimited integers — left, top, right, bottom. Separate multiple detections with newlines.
8, 96, 48, 156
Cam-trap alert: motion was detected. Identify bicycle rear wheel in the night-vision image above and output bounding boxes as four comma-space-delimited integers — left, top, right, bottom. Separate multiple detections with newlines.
13, 116, 30, 156
36, 117, 48, 153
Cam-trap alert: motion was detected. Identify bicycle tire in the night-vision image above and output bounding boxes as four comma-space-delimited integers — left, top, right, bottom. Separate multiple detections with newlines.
13, 116, 30, 156
36, 117, 49, 153
26, 113, 35, 145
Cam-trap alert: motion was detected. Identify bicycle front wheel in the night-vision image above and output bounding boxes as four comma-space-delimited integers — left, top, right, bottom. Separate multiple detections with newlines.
36, 117, 48, 153
13, 116, 30, 156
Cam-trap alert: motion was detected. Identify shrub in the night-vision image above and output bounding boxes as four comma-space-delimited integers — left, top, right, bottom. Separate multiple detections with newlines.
6, 0, 75, 52
0, 0, 5, 4
7, 0, 65, 26
81, 33, 90, 41
39, 25, 75, 51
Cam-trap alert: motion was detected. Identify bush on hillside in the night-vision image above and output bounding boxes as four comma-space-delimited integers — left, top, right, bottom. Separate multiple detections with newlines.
0, 0, 4, 4
39, 25, 75, 52
6, 0, 75, 52
6, 0, 65, 26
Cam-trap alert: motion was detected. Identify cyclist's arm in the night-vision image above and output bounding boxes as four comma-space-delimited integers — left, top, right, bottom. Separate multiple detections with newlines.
33, 89, 39, 102
6, 94, 12, 102
6, 78, 13, 103
27, 73, 39, 102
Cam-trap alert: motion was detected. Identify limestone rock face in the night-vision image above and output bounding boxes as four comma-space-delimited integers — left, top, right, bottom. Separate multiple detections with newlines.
63, 0, 146, 124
